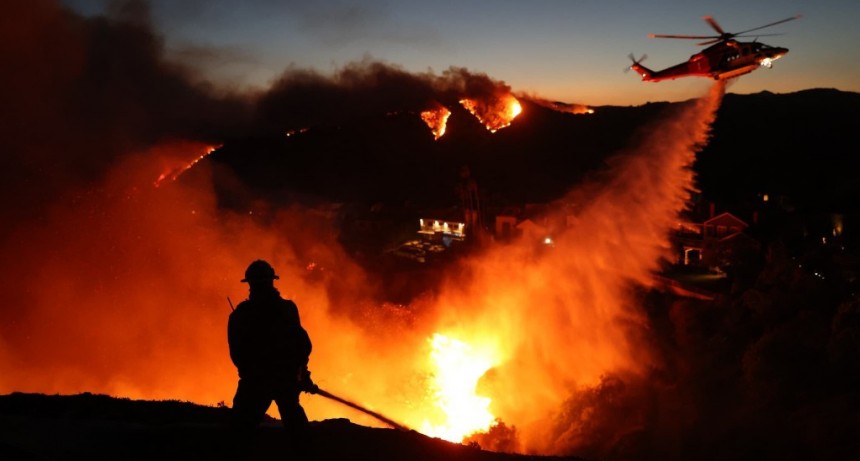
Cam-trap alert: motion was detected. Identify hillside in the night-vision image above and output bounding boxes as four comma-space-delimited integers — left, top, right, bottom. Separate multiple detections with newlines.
0, 392, 584, 461
697, 88, 860, 213
205, 89, 860, 218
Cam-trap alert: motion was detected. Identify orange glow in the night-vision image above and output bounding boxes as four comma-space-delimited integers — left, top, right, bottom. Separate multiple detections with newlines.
420, 106, 451, 140
460, 94, 522, 132
0, 82, 728, 457
522, 96, 594, 115
420, 333, 501, 441
286, 128, 310, 137
153, 143, 220, 187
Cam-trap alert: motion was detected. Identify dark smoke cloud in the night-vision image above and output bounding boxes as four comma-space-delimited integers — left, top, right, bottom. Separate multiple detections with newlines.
257, 59, 516, 131
0, 1, 516, 218
0, 0, 251, 224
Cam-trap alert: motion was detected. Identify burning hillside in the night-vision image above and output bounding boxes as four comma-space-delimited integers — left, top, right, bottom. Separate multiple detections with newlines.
421, 105, 452, 140
257, 60, 536, 142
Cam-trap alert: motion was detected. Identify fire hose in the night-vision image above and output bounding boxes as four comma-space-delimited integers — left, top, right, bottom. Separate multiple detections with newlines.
311, 387, 410, 432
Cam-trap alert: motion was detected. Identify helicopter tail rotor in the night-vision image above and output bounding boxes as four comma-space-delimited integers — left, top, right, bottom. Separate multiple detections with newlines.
625, 53, 654, 80
624, 53, 648, 73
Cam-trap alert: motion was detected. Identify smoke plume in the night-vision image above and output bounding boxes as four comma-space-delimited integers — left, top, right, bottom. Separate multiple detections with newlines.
0, 0, 251, 226
258, 59, 522, 134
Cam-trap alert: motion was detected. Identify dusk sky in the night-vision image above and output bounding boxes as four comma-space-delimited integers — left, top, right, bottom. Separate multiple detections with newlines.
63, 0, 859, 106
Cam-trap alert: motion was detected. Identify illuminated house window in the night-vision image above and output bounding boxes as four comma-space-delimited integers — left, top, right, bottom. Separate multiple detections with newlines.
418, 218, 466, 240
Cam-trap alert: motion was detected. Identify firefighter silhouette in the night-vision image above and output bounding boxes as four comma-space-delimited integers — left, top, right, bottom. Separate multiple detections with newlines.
227, 260, 317, 454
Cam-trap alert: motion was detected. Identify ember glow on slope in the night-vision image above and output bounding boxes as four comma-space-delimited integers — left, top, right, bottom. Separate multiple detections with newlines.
62, 0, 859, 106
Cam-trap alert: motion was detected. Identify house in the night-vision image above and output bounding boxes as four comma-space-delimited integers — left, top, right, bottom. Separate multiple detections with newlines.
673, 211, 759, 269
417, 218, 466, 245
703, 212, 748, 239
495, 215, 518, 240
516, 218, 549, 241
493, 212, 552, 243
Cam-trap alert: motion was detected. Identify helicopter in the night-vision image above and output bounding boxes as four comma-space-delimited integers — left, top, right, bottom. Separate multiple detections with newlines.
628, 15, 801, 82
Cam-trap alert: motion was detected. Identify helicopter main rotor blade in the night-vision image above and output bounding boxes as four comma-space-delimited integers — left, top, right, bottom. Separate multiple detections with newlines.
734, 33, 784, 38
649, 33, 718, 40
693, 33, 782, 45
703, 16, 726, 35
697, 38, 722, 46
734, 15, 801, 35
648, 15, 799, 45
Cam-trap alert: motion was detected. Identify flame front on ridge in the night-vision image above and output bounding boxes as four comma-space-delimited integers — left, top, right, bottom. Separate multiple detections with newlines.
460, 95, 522, 133
421, 106, 452, 140
153, 144, 220, 188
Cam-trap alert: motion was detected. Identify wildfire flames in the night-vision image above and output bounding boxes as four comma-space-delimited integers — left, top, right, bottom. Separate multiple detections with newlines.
154, 144, 221, 187
420, 106, 451, 140
460, 95, 523, 132
523, 96, 594, 115
418, 92, 524, 141
420, 94, 521, 140
421, 333, 502, 441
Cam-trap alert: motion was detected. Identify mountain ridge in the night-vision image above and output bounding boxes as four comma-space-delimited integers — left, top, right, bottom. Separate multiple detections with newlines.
204, 88, 859, 216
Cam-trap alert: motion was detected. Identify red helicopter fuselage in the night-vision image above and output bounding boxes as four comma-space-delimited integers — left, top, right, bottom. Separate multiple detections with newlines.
630, 39, 789, 82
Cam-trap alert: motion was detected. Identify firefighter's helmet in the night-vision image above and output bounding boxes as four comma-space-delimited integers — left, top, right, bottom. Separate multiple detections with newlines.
241, 260, 279, 283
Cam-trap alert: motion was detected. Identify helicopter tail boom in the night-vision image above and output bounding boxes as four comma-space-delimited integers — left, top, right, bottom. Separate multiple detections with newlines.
630, 62, 654, 81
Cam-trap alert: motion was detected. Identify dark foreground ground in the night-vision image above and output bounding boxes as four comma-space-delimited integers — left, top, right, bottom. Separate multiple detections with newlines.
0, 393, 585, 461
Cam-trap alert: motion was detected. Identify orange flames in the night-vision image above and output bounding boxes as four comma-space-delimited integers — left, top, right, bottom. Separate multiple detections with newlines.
523, 96, 594, 115
420, 93, 521, 139
420, 106, 451, 140
153, 143, 221, 187
460, 95, 522, 132
286, 128, 310, 137
420, 333, 502, 441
